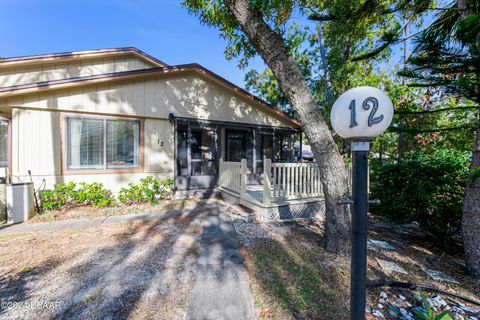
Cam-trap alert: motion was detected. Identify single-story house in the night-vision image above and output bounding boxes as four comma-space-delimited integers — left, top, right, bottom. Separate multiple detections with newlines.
0, 47, 305, 197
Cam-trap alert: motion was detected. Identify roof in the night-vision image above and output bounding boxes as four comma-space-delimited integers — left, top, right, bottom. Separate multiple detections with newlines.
0, 47, 168, 69
0, 48, 300, 127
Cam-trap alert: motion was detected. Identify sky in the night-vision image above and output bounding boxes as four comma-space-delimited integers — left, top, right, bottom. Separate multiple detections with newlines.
0, 0, 431, 90
0, 0, 265, 88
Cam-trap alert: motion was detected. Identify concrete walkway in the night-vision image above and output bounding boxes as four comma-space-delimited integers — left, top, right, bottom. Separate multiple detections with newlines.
0, 210, 184, 236
187, 208, 254, 320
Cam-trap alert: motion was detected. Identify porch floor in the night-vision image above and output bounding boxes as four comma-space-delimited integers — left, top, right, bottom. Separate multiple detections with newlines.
244, 185, 264, 204
242, 185, 323, 208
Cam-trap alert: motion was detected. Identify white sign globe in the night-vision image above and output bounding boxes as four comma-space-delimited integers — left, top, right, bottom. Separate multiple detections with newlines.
330, 86, 394, 139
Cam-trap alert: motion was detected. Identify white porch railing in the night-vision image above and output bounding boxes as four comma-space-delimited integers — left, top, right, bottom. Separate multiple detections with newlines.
346, 163, 370, 193
219, 158, 323, 206
269, 162, 323, 203
218, 160, 244, 194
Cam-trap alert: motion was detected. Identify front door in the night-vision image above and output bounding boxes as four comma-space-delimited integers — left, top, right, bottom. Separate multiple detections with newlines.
176, 124, 218, 190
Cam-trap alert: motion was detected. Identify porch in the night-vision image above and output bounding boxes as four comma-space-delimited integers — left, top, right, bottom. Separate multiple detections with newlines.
174, 117, 302, 191
218, 159, 325, 220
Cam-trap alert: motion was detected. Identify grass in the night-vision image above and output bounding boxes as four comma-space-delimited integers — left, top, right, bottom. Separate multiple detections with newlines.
20, 266, 31, 273
241, 235, 350, 320
0, 233, 32, 243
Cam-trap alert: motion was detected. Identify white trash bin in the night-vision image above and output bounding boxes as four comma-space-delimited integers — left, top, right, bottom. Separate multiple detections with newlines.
6, 183, 35, 224
0, 178, 6, 223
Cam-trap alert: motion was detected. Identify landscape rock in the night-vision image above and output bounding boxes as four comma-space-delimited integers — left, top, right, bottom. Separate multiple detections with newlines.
376, 258, 408, 274
366, 305, 372, 313
373, 309, 385, 318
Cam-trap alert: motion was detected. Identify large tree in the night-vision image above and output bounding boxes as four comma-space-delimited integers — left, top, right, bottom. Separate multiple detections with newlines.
401, 0, 480, 276
183, 0, 431, 253
223, 0, 350, 253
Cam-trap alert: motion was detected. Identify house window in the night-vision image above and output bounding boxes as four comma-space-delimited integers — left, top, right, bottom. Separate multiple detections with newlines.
66, 117, 140, 170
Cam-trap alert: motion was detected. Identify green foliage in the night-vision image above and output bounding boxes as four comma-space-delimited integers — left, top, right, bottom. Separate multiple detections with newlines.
370, 149, 470, 244
401, 0, 480, 104
75, 182, 116, 208
181, 0, 479, 159
40, 182, 115, 210
40, 182, 76, 210
117, 177, 175, 205
412, 291, 453, 320
469, 166, 480, 182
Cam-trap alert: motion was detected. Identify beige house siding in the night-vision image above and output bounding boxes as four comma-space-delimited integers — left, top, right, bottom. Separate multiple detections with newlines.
1, 52, 298, 193
0, 55, 154, 88
4, 73, 294, 128
12, 107, 174, 193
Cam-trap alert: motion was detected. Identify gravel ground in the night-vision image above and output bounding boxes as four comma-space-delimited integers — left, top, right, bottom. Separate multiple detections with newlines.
0, 204, 208, 320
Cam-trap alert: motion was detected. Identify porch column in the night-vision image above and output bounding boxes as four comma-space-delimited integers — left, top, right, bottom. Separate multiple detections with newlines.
252, 129, 256, 179
187, 123, 192, 181
240, 158, 247, 198
263, 159, 271, 206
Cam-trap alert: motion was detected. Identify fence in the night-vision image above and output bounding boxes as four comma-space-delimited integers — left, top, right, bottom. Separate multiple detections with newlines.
269, 162, 323, 202
218, 160, 243, 194
219, 158, 323, 206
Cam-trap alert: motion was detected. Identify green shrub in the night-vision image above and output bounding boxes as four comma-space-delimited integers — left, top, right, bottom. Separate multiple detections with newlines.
370, 149, 470, 245
40, 182, 115, 210
118, 177, 175, 205
74, 182, 116, 208
469, 166, 480, 182
40, 182, 77, 210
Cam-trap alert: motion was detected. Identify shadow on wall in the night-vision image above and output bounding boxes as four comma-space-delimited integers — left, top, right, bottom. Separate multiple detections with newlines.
16, 68, 289, 191
164, 74, 278, 125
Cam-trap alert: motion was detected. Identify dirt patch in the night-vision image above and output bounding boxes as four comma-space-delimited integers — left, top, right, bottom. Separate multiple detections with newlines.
233, 218, 351, 320
231, 212, 480, 320
30, 198, 199, 222
0, 203, 209, 320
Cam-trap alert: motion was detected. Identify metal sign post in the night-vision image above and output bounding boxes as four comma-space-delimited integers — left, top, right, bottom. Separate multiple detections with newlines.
330, 86, 394, 320
350, 141, 370, 320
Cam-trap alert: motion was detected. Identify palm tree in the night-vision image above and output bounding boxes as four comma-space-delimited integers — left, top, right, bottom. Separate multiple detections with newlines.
401, 0, 480, 276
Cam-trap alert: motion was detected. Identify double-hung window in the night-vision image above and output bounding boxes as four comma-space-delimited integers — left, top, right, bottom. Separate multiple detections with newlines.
66, 116, 141, 171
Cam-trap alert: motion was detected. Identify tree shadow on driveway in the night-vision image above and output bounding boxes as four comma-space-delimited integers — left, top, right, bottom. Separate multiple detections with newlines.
0, 200, 250, 320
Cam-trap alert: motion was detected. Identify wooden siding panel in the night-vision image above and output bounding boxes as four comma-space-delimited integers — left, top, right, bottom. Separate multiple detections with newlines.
143, 119, 174, 173
8, 73, 296, 128
11, 108, 174, 192
0, 55, 154, 88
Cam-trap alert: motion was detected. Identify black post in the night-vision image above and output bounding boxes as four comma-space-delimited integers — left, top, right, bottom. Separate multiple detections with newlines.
350, 142, 369, 320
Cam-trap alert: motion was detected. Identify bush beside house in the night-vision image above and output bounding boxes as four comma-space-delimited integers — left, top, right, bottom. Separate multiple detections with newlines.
118, 177, 175, 205
370, 149, 470, 245
40, 177, 175, 211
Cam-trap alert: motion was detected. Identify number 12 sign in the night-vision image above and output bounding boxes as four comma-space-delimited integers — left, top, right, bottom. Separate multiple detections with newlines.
330, 86, 394, 139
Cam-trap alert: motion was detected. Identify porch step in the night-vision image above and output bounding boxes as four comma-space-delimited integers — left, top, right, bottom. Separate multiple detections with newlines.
217, 187, 325, 221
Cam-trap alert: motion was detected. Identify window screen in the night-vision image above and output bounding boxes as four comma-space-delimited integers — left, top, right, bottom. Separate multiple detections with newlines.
67, 117, 140, 170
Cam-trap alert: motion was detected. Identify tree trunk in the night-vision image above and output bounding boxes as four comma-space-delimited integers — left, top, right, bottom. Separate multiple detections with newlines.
224, 0, 351, 254
462, 119, 480, 277
459, 0, 480, 278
